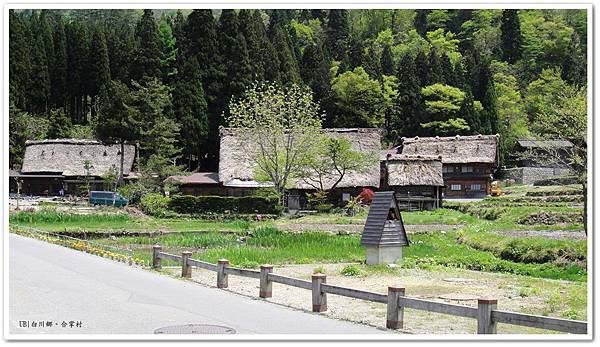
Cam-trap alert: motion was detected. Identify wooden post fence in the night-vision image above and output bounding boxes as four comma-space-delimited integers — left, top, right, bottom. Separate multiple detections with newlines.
259, 264, 273, 298
477, 298, 498, 334
386, 286, 405, 329
311, 273, 327, 312
152, 245, 162, 269
181, 251, 192, 278
217, 259, 229, 289
150, 245, 587, 335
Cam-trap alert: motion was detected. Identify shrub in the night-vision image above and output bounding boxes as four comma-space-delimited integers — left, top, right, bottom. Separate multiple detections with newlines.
315, 204, 333, 213
118, 182, 152, 205
169, 195, 282, 215
341, 264, 362, 276
344, 195, 364, 216
306, 191, 328, 209
140, 193, 171, 217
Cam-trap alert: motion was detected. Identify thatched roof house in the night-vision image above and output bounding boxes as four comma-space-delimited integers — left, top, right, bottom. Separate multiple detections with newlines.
21, 139, 136, 177
385, 154, 444, 187
400, 134, 499, 165
219, 127, 381, 189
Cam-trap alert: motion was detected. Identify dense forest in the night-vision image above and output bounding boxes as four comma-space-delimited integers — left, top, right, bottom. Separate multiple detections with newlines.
9, 9, 587, 179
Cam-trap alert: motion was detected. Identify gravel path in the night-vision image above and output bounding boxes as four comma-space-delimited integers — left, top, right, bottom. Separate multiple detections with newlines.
163, 263, 585, 334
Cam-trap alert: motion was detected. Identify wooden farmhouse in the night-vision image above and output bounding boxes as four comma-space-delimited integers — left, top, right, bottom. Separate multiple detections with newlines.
381, 153, 444, 210
398, 135, 500, 198
218, 127, 382, 209
10, 139, 137, 196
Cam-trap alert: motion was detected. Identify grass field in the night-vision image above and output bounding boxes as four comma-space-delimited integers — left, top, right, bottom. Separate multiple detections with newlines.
94, 227, 586, 282
10, 184, 588, 283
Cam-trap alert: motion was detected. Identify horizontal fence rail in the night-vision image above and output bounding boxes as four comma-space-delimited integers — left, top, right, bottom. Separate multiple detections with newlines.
268, 273, 313, 290
157, 252, 181, 262
224, 267, 261, 279
187, 258, 218, 272
491, 310, 588, 334
149, 244, 587, 335
401, 297, 479, 319
321, 283, 388, 304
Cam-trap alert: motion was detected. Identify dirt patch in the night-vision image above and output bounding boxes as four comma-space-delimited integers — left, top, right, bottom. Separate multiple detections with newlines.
276, 223, 462, 234
161, 263, 585, 334
492, 229, 586, 240
124, 206, 149, 219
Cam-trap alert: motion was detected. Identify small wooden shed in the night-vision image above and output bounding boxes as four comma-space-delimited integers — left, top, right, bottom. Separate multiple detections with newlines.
360, 191, 409, 265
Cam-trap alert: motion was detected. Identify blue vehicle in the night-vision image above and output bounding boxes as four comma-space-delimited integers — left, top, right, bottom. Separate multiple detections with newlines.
89, 191, 128, 207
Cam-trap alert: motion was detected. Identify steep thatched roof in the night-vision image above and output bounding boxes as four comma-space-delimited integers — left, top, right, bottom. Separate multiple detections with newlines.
219, 127, 382, 189
401, 135, 499, 165
21, 139, 136, 177
386, 154, 444, 187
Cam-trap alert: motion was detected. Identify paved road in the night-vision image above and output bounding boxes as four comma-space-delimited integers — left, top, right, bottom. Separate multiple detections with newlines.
8, 234, 387, 335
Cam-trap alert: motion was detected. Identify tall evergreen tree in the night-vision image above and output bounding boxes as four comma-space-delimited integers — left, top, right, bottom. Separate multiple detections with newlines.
500, 9, 523, 64
252, 10, 280, 82
426, 49, 443, 85
380, 44, 395, 76
300, 40, 330, 102
362, 43, 382, 81
415, 50, 429, 86
52, 18, 68, 110
271, 23, 301, 85
414, 9, 430, 37
390, 53, 424, 140
157, 19, 177, 84
267, 9, 292, 38
88, 27, 111, 118
172, 56, 209, 169
38, 10, 55, 105
106, 21, 134, 84
9, 10, 32, 110
459, 91, 481, 134
239, 9, 264, 81
439, 53, 454, 85
132, 9, 162, 81
479, 63, 498, 134
28, 12, 51, 115
65, 20, 86, 122
326, 9, 349, 62
347, 35, 364, 70
218, 10, 253, 108
185, 9, 225, 170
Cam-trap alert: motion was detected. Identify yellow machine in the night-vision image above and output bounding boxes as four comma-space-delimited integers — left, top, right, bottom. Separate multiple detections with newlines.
490, 181, 502, 196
